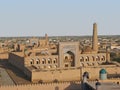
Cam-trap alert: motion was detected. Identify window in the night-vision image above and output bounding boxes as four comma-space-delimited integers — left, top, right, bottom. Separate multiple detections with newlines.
86, 56, 89, 61
101, 56, 105, 61
36, 61, 39, 64
80, 57, 84, 62
42, 61, 45, 64
30, 61, 33, 64
96, 56, 100, 61
48, 58, 51, 64
53, 60, 56, 64
92, 56, 95, 61
42, 58, 46, 64
65, 64, 68, 67
30, 59, 34, 64
65, 56, 68, 60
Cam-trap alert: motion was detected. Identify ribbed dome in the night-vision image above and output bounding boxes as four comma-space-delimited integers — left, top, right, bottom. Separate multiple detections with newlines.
100, 69, 107, 74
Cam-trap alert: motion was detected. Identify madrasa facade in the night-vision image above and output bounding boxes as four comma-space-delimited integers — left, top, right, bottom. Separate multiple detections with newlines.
9, 23, 113, 83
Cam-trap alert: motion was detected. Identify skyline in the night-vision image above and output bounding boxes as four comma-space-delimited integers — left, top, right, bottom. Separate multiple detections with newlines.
0, 0, 120, 37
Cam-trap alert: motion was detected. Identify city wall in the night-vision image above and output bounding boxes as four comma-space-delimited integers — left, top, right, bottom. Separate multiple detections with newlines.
8, 52, 25, 71
31, 68, 81, 82
29, 66, 120, 82
0, 82, 81, 90
0, 79, 120, 90
100, 78, 120, 84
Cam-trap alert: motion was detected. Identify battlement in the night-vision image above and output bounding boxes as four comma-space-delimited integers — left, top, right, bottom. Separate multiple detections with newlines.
0, 81, 81, 90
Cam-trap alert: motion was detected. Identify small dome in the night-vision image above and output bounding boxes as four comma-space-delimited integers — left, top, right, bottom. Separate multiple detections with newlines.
100, 69, 107, 74
83, 46, 93, 52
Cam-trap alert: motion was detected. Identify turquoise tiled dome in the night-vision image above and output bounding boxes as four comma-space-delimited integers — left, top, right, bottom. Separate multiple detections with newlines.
100, 69, 107, 74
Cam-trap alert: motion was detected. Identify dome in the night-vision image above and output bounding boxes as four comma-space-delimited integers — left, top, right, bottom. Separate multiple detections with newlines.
83, 46, 93, 52
100, 69, 107, 74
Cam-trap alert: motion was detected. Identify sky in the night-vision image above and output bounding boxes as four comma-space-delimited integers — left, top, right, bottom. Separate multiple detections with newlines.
0, 0, 120, 37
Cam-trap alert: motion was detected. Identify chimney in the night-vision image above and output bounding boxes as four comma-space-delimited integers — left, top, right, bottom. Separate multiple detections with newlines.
92, 23, 98, 53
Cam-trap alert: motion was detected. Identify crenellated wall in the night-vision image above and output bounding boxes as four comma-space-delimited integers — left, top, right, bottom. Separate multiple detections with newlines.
0, 81, 81, 90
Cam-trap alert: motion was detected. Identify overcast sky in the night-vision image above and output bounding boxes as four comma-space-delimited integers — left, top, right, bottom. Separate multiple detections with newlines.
0, 0, 120, 37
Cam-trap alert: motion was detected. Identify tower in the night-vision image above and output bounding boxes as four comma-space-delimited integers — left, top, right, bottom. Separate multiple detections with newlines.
106, 46, 110, 62
92, 23, 98, 53
45, 33, 48, 45
45, 33, 48, 41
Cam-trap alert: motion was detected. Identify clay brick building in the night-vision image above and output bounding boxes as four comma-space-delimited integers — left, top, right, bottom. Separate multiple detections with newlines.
8, 23, 116, 83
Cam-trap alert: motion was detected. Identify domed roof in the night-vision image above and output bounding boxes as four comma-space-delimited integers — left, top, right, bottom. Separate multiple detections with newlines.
100, 69, 107, 74
83, 46, 93, 52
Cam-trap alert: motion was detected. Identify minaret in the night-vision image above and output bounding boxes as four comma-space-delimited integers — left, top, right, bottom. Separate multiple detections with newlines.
45, 33, 48, 45
45, 33, 48, 40
106, 46, 110, 62
92, 23, 98, 53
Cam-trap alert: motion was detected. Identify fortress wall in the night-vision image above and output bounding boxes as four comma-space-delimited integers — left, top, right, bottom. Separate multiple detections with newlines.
8, 53, 25, 71
105, 67, 120, 74
31, 67, 101, 82
85, 66, 120, 80
31, 66, 120, 82
100, 78, 120, 84
82, 67, 100, 80
31, 69, 81, 82
24, 68, 32, 80
0, 82, 81, 90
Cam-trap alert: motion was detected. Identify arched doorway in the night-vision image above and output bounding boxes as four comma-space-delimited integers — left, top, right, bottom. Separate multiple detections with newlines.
64, 51, 75, 67
99, 69, 107, 80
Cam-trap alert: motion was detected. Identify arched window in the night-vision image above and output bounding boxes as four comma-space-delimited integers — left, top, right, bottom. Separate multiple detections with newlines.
65, 56, 68, 60
85, 56, 89, 61
96, 56, 100, 61
36, 58, 39, 64
30, 59, 34, 65
80, 57, 84, 62
30, 60, 33, 64
53, 58, 57, 64
42, 58, 46, 64
48, 58, 52, 64
92, 56, 95, 61
101, 56, 105, 61
55, 58, 57, 63
71, 56, 73, 59
36, 61, 39, 64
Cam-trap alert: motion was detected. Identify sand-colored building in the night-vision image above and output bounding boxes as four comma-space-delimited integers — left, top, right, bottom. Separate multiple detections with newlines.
8, 23, 120, 83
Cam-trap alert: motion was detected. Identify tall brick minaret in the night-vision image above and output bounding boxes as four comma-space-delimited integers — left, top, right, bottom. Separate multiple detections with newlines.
45, 33, 48, 45
92, 23, 98, 53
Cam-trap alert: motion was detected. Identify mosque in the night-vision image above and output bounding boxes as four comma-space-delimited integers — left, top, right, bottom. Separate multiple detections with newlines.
8, 23, 120, 83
